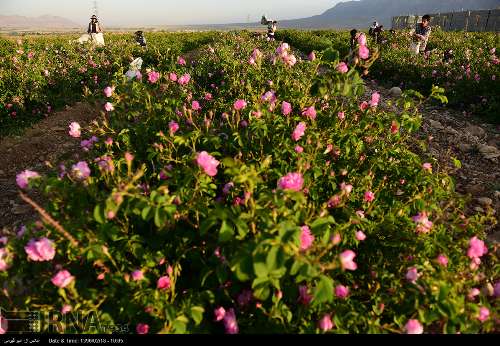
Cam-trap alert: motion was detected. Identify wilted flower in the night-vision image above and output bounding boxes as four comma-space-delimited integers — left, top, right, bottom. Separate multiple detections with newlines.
308, 51, 316, 61
298, 285, 312, 305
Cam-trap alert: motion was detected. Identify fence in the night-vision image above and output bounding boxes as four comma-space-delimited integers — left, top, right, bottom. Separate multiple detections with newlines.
392, 9, 500, 32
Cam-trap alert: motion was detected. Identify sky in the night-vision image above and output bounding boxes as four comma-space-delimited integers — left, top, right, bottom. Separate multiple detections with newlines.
0, 0, 346, 26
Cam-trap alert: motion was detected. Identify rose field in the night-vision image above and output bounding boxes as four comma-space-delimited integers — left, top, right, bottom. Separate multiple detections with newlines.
0, 29, 499, 334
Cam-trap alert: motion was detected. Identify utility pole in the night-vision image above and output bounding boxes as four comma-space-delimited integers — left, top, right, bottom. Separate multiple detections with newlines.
92, 0, 99, 17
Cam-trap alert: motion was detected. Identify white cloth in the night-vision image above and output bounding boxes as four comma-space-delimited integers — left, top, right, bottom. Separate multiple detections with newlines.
77, 33, 105, 46
125, 57, 143, 80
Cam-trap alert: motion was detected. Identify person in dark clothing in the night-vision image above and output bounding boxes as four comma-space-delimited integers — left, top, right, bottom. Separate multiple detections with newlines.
349, 29, 358, 52
135, 31, 147, 47
267, 21, 277, 41
87, 15, 103, 34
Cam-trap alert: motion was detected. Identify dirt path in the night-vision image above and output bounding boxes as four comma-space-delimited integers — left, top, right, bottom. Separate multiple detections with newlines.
0, 102, 98, 233
364, 80, 500, 245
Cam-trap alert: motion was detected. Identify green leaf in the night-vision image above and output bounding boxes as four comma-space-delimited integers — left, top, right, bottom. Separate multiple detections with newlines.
93, 204, 105, 224
190, 306, 204, 325
313, 275, 334, 304
218, 221, 234, 242
253, 261, 268, 278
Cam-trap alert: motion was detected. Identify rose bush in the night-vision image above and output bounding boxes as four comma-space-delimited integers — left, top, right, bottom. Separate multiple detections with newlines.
1, 31, 498, 334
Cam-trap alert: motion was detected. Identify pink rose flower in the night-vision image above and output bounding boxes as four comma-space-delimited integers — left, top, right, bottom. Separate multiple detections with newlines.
0, 248, 11, 271
478, 307, 490, 322
406, 267, 420, 284
295, 145, 303, 153
214, 307, 226, 321
355, 231, 366, 241
72, 161, 91, 180
0, 315, 8, 334
335, 285, 349, 299
169, 121, 179, 135
169, 72, 178, 81
25, 238, 56, 261
301, 106, 317, 120
178, 73, 191, 86
191, 100, 201, 111
234, 99, 247, 111
370, 92, 380, 107
467, 236, 488, 260
436, 254, 448, 267
318, 314, 333, 332
298, 285, 312, 305
61, 305, 72, 315
292, 122, 307, 141
339, 250, 357, 271
281, 101, 292, 116
359, 45, 369, 59
300, 226, 315, 251
412, 212, 433, 234
196, 151, 220, 177
131, 270, 144, 281
157, 276, 171, 290
337, 111, 345, 120
340, 182, 353, 194
51, 270, 75, 288
69, 122, 81, 138
364, 191, 375, 203
223, 308, 239, 334
422, 163, 432, 172
136, 323, 149, 334
357, 33, 367, 46
336, 62, 349, 73
16, 170, 40, 189
277, 172, 304, 192
359, 101, 369, 111
147, 71, 160, 84
103, 86, 113, 98
104, 102, 114, 112
308, 51, 316, 61
405, 319, 423, 334
177, 56, 186, 66
332, 233, 341, 245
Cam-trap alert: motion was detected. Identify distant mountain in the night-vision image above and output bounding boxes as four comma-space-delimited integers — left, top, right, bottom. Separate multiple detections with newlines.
277, 0, 500, 29
0, 15, 80, 29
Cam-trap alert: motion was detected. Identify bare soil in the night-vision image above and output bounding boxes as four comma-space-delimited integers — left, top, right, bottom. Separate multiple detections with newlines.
0, 102, 98, 234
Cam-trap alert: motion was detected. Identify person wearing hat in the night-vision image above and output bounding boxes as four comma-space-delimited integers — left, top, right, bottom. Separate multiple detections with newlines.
135, 31, 147, 47
267, 20, 277, 41
88, 15, 103, 35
